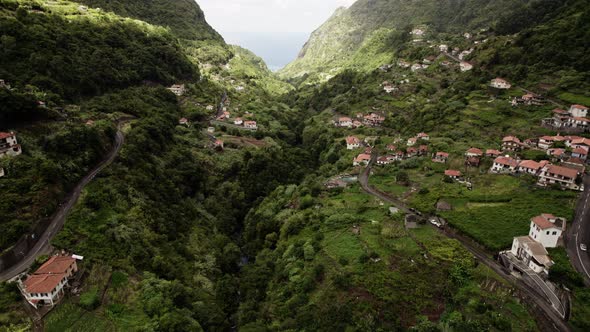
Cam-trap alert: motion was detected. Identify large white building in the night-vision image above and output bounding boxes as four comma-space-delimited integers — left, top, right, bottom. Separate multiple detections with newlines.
528, 214, 566, 248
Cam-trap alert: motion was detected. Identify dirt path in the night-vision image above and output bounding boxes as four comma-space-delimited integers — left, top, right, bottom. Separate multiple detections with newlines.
0, 120, 130, 282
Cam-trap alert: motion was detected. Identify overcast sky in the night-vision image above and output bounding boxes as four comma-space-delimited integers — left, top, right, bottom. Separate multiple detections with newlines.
198, 0, 356, 34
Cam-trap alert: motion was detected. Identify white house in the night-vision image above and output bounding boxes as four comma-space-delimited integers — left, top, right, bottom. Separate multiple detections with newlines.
518, 160, 548, 175
445, 169, 462, 179
510, 236, 553, 274
353, 153, 371, 166
460, 62, 473, 72
538, 164, 580, 190
234, 118, 243, 126
569, 104, 588, 118
439, 44, 449, 52
20, 256, 78, 308
502, 136, 522, 151
491, 156, 519, 174
167, 84, 186, 96
336, 117, 353, 128
346, 136, 361, 150
411, 64, 423, 72
0, 132, 22, 158
465, 148, 483, 158
528, 214, 566, 248
490, 78, 511, 89
244, 121, 258, 130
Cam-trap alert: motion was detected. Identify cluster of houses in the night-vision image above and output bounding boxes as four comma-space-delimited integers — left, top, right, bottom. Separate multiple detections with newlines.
334, 112, 386, 129
349, 133, 430, 167
504, 214, 566, 276
18, 255, 80, 308
216, 111, 258, 130
511, 93, 545, 106
543, 104, 589, 132
0, 131, 22, 178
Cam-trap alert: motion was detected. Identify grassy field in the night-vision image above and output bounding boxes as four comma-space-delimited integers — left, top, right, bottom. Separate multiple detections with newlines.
409, 174, 577, 250
559, 92, 590, 106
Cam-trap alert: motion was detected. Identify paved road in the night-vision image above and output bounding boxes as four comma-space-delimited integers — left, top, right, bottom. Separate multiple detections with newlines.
358, 158, 570, 332
566, 175, 590, 286
0, 121, 128, 282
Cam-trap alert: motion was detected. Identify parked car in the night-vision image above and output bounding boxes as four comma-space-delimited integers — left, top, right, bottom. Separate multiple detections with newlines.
581, 243, 587, 252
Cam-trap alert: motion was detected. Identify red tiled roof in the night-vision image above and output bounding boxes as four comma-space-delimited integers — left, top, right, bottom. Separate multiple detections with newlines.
419, 145, 428, 151
572, 104, 589, 110
417, 132, 429, 138
407, 147, 417, 153
546, 165, 578, 179
354, 154, 371, 162
339, 117, 352, 122
494, 156, 519, 167
436, 152, 449, 157
531, 215, 560, 230
573, 147, 589, 155
346, 136, 360, 145
552, 109, 568, 114
573, 138, 590, 146
445, 170, 461, 177
503, 136, 521, 143
519, 160, 543, 170
486, 149, 501, 155
387, 145, 397, 151
466, 148, 483, 155
24, 274, 65, 294
35, 256, 76, 275
0, 132, 15, 140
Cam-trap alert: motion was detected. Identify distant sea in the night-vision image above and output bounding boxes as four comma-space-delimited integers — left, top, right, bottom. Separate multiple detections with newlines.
221, 31, 310, 72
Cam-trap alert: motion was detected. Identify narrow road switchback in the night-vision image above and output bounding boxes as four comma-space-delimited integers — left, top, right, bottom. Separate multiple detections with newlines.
566, 175, 590, 286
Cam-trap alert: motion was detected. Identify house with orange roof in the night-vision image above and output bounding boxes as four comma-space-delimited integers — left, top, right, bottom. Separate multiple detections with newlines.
353, 153, 371, 167
417, 132, 430, 141
491, 156, 519, 173
407, 137, 418, 146
546, 148, 566, 160
528, 214, 566, 248
244, 121, 258, 130
518, 160, 549, 175
572, 147, 588, 160
465, 148, 483, 157
444, 170, 462, 179
538, 164, 581, 191
346, 136, 361, 150
234, 117, 243, 126
433, 152, 449, 163
20, 256, 78, 308
486, 149, 501, 158
569, 104, 588, 118
502, 136, 522, 152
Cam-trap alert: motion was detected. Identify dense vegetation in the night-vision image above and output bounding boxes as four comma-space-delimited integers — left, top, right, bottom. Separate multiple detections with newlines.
1, 0, 590, 331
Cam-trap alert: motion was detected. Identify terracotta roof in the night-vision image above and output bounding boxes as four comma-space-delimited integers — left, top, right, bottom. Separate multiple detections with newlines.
572, 138, 590, 146
573, 117, 590, 122
573, 147, 588, 155
387, 145, 397, 151
35, 256, 76, 275
531, 214, 562, 230
503, 136, 521, 143
486, 149, 501, 155
354, 154, 371, 162
417, 132, 429, 138
407, 147, 417, 153
0, 132, 15, 140
339, 117, 352, 122
546, 165, 578, 179
346, 136, 360, 145
494, 156, 519, 167
566, 158, 585, 165
519, 160, 543, 170
436, 152, 449, 157
547, 148, 565, 156
571, 104, 589, 110
419, 145, 428, 151
466, 148, 483, 155
445, 170, 461, 177
552, 109, 569, 114
24, 274, 65, 294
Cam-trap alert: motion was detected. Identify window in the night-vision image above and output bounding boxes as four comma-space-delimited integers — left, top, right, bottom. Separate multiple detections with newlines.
552, 231, 557, 235
546, 231, 550, 235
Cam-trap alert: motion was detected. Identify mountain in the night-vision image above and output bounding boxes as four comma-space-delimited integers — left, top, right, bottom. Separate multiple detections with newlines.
279, 0, 581, 84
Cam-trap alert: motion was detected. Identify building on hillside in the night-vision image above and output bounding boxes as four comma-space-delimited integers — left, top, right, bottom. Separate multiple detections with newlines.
0, 132, 22, 158
510, 236, 553, 275
418, 145, 429, 156
439, 44, 449, 52
572, 147, 589, 161
411, 28, 425, 36
411, 63, 423, 72
433, 152, 449, 163
465, 148, 483, 158
214, 140, 224, 150
511, 93, 544, 106
569, 104, 589, 118
490, 78, 511, 89
518, 160, 549, 175
417, 132, 430, 141
244, 121, 258, 130
206, 105, 215, 111
346, 136, 361, 150
335, 117, 353, 128
486, 149, 501, 158
234, 118, 243, 126
363, 113, 385, 127
502, 136, 522, 152
377, 156, 392, 166
538, 164, 581, 191
491, 156, 519, 174
570, 138, 590, 150
167, 84, 186, 96
547, 148, 566, 160
353, 154, 371, 167
178, 118, 189, 126
397, 59, 411, 68
19, 256, 78, 308
407, 137, 418, 146
459, 61, 473, 72
528, 214, 566, 248
444, 170, 461, 180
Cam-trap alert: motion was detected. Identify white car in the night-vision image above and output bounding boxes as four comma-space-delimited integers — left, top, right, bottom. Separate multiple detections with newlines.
581, 244, 587, 252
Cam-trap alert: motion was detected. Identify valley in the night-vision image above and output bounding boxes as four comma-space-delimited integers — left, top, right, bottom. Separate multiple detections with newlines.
1, 0, 590, 331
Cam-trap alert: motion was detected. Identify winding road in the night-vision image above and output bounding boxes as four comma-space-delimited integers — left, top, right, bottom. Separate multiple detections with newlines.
0, 121, 128, 282
358, 153, 570, 332
566, 175, 590, 286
